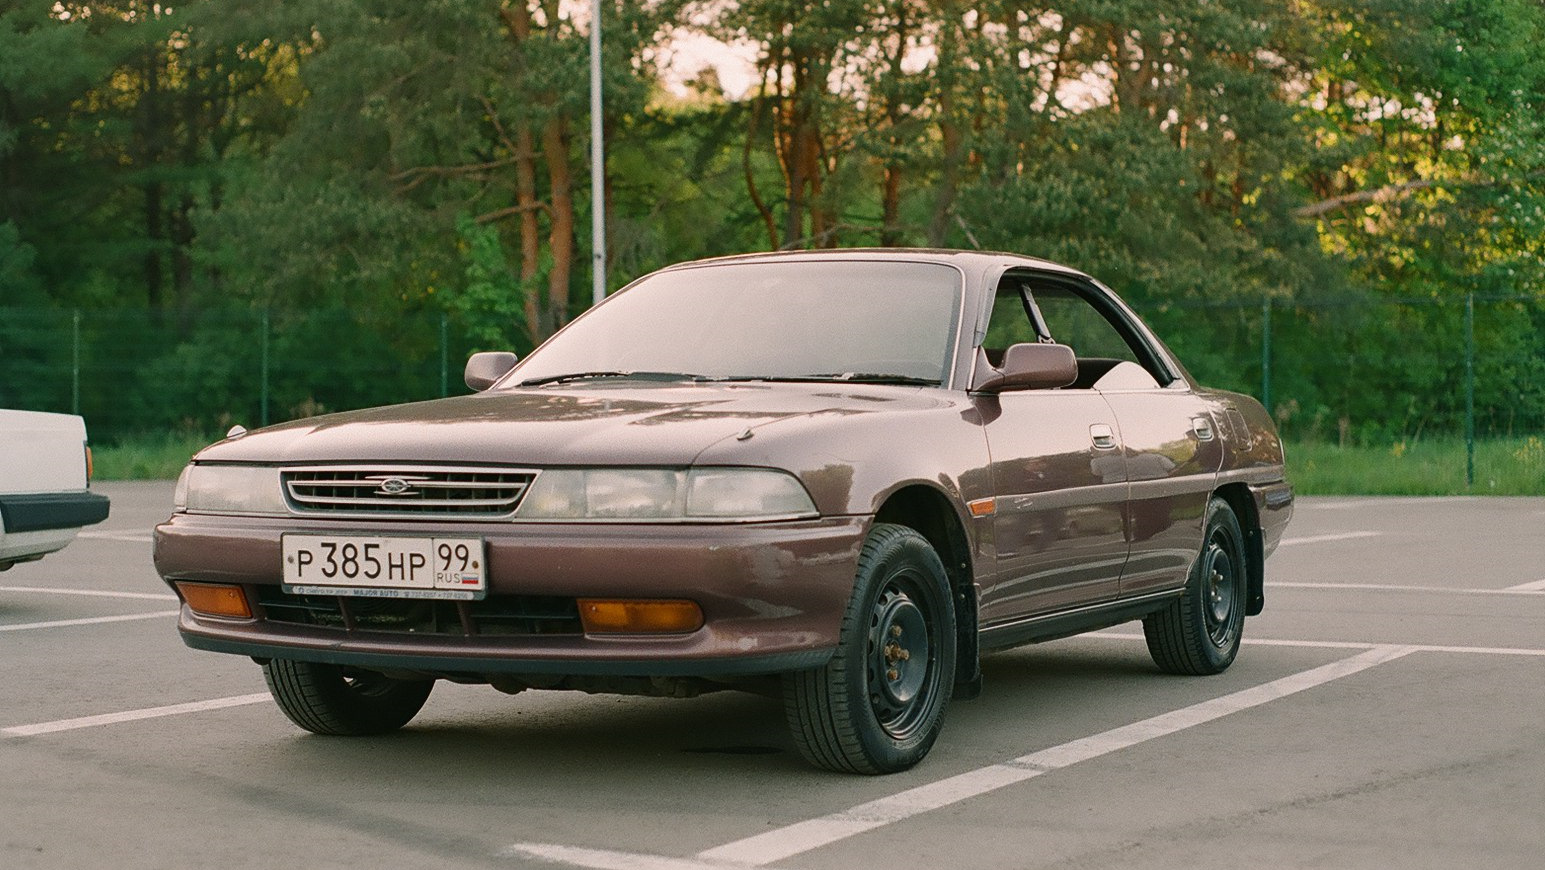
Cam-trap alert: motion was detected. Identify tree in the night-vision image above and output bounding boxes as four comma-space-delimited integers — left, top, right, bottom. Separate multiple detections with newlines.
205, 1, 676, 348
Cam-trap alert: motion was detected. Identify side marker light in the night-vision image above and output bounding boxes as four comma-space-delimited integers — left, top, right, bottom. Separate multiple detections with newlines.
174, 582, 254, 619
577, 599, 704, 634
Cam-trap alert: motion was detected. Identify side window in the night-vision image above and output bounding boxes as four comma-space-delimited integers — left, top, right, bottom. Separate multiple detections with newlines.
983, 274, 1169, 389
1031, 283, 1164, 390
1034, 286, 1143, 360
983, 281, 1043, 358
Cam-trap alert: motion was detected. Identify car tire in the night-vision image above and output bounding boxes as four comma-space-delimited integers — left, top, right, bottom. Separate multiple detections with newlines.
784, 523, 956, 774
262, 659, 433, 736
1144, 496, 1247, 675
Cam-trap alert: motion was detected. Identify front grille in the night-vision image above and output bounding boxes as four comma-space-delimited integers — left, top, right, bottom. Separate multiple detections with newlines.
282, 465, 536, 518
254, 587, 582, 637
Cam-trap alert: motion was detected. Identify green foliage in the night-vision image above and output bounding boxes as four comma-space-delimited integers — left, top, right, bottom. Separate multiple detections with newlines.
0, 221, 44, 305
1286, 437, 1545, 496
93, 431, 218, 480
962, 111, 1319, 305
0, 1, 1540, 445
447, 214, 533, 352
1303, 0, 1545, 299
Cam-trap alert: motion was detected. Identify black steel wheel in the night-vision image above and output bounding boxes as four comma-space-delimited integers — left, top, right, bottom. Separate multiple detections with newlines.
1144, 497, 1247, 675
262, 659, 433, 736
784, 523, 956, 774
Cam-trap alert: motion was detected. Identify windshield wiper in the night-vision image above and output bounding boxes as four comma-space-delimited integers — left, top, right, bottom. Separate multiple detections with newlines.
518, 370, 711, 387
715, 373, 939, 386
820, 372, 939, 386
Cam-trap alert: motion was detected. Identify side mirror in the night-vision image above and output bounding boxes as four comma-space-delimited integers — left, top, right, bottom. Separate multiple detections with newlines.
972, 343, 1077, 393
464, 351, 519, 391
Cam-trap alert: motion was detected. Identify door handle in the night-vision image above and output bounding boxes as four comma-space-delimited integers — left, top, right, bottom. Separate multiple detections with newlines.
1192, 416, 1216, 442
1090, 423, 1117, 450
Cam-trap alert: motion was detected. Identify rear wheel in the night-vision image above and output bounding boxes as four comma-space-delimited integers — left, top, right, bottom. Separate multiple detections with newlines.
262, 659, 433, 735
784, 523, 956, 774
1144, 497, 1247, 675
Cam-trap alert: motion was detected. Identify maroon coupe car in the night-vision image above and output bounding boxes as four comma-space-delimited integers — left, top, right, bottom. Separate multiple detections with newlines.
155, 249, 1292, 773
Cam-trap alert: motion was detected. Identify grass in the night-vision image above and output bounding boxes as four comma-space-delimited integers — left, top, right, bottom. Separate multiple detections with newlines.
93, 433, 217, 480
90, 431, 1545, 496
1286, 436, 1545, 496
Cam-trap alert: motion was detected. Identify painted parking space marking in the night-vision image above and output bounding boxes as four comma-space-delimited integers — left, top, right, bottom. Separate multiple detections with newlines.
2, 693, 271, 738
0, 585, 177, 601
503, 845, 750, 870
75, 529, 155, 543
1091, 631, 1545, 657
4, 635, 1531, 744
1276, 531, 1381, 546
2, 630, 1532, 870
0, 610, 178, 633
505, 645, 1418, 870
1268, 581, 1545, 596
1308, 497, 1479, 510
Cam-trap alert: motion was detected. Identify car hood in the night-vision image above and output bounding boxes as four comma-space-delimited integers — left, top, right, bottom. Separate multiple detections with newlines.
194, 382, 948, 466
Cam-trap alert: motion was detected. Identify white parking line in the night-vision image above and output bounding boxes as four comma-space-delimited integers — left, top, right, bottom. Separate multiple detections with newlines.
1276, 531, 1381, 546
0, 610, 178, 633
75, 530, 154, 543
1091, 632, 1545, 657
0, 585, 177, 601
1268, 581, 1545, 596
505, 645, 1417, 870
502, 846, 738, 870
2, 693, 271, 738
1309, 497, 1478, 511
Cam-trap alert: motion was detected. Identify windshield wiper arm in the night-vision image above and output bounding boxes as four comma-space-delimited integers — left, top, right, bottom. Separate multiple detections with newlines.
714, 373, 939, 386
811, 372, 940, 385
518, 370, 710, 387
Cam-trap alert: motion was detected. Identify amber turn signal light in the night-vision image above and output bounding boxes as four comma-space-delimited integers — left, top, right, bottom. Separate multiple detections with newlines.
175, 582, 253, 619
577, 599, 703, 634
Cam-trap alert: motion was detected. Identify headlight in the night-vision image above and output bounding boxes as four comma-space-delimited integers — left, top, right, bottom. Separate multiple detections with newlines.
181, 465, 288, 515
516, 468, 817, 521
685, 468, 818, 518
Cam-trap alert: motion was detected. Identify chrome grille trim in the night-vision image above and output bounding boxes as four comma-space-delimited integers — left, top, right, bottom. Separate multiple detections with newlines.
281, 465, 539, 519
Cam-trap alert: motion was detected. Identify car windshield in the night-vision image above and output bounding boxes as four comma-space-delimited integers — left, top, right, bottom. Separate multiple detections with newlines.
508, 260, 962, 386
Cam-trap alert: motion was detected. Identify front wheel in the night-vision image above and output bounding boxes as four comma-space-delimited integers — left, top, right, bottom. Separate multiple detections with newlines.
262, 659, 433, 735
784, 523, 956, 774
1144, 497, 1247, 675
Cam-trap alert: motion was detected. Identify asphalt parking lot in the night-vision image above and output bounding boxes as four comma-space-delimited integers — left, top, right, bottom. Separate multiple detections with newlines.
3, 483, 1542, 869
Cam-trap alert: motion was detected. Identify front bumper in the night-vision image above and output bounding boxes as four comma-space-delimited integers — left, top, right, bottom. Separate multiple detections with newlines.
154, 513, 869, 677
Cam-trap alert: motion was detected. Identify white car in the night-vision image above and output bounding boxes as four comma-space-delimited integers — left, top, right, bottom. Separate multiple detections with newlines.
0, 409, 110, 570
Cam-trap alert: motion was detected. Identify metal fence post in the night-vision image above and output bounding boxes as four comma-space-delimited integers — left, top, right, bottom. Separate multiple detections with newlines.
261, 310, 271, 427
1261, 297, 1272, 412
1464, 292, 1475, 487
440, 312, 449, 397
71, 309, 81, 416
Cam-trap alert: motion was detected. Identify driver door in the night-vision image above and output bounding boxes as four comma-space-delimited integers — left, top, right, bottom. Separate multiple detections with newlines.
976, 276, 1130, 625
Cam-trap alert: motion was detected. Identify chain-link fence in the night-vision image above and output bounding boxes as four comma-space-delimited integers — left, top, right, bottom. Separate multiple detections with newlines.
1142, 293, 1543, 489
0, 308, 481, 439
3, 296, 1542, 486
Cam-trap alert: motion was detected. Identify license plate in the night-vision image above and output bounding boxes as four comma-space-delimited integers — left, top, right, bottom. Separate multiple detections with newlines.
281, 535, 486, 600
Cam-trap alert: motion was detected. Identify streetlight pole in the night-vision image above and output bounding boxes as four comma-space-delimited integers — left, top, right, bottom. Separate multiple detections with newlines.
590, 0, 606, 306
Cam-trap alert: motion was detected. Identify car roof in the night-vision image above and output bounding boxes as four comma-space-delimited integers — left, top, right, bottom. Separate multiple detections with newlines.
652, 248, 1088, 279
